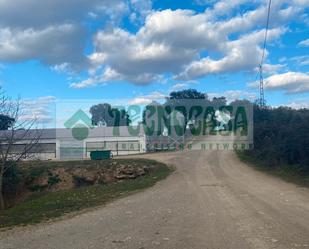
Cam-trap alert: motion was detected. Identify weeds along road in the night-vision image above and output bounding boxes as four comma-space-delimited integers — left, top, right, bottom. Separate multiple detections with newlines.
1, 150, 309, 249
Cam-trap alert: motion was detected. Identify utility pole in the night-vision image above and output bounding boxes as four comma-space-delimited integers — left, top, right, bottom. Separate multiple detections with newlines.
259, 65, 265, 107
259, 0, 272, 108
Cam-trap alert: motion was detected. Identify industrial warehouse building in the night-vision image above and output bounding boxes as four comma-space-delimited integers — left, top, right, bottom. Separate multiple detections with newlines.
0, 109, 189, 161
0, 126, 147, 160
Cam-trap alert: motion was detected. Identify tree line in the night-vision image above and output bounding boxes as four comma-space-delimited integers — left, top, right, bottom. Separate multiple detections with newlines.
244, 105, 309, 174
143, 89, 309, 174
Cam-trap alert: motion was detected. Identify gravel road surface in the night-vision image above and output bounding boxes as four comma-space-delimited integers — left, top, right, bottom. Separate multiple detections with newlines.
1, 150, 309, 249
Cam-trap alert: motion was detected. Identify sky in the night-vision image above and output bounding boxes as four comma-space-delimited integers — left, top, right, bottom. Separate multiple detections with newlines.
0, 0, 308, 126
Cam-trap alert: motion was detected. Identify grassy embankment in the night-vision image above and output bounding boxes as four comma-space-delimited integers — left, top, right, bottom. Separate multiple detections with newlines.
237, 152, 309, 187
0, 159, 172, 229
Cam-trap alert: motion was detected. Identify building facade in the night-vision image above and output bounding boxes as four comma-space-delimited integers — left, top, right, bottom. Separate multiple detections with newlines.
0, 126, 147, 161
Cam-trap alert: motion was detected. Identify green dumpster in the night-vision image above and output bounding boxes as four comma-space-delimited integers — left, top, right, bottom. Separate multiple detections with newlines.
90, 150, 111, 160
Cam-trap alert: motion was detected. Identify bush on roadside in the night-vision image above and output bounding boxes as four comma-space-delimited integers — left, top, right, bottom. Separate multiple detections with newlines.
242, 105, 309, 177
3, 163, 23, 201
47, 172, 61, 186
73, 175, 95, 187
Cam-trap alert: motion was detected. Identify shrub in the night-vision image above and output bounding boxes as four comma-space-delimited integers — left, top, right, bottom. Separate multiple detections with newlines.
28, 184, 48, 192
73, 176, 94, 187
245, 105, 309, 174
3, 163, 22, 198
47, 172, 61, 186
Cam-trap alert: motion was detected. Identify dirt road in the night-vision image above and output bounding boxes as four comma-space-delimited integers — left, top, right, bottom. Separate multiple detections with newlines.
1, 150, 309, 249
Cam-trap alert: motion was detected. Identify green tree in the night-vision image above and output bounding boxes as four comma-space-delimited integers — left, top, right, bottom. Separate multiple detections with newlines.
89, 103, 131, 127
169, 89, 207, 100
211, 96, 227, 108
165, 89, 210, 128
0, 114, 15, 130
245, 105, 309, 173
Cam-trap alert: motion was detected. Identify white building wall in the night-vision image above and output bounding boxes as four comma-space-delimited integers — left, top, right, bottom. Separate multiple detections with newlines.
84, 135, 146, 158
4, 127, 147, 161
5, 139, 57, 161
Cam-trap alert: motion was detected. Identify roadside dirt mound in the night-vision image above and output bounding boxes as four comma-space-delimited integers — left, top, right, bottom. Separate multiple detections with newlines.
6, 160, 156, 208
28, 163, 154, 191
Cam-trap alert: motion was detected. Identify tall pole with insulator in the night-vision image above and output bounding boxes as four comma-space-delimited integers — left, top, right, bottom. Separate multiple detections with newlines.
259, 65, 265, 107
259, 0, 272, 107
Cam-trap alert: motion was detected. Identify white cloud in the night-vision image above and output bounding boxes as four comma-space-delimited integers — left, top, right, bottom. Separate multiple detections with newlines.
0, 0, 144, 68
128, 91, 166, 105
279, 57, 287, 63
206, 0, 250, 17
249, 72, 309, 94
129, 0, 152, 24
177, 28, 285, 80
0, 0, 127, 28
169, 80, 198, 92
208, 90, 257, 103
0, 0, 307, 86
52, 63, 73, 74
286, 101, 309, 109
128, 97, 153, 105
291, 55, 309, 66
292, 0, 309, 8
70, 78, 99, 89
299, 59, 309, 66
254, 63, 286, 74
70, 66, 160, 88
0, 25, 87, 67
20, 96, 56, 124
285, 99, 309, 109
169, 83, 190, 92
298, 39, 309, 47
82, 0, 300, 87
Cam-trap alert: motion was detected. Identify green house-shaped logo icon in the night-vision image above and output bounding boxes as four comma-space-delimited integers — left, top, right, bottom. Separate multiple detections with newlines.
64, 109, 93, 140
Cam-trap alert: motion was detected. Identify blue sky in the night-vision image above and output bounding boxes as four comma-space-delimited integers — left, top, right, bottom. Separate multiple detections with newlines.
0, 0, 308, 126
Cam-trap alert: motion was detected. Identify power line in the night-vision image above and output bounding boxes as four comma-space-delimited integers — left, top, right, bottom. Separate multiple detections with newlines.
259, 0, 272, 107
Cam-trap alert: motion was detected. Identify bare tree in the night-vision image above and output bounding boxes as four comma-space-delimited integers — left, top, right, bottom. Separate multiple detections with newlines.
0, 89, 41, 210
